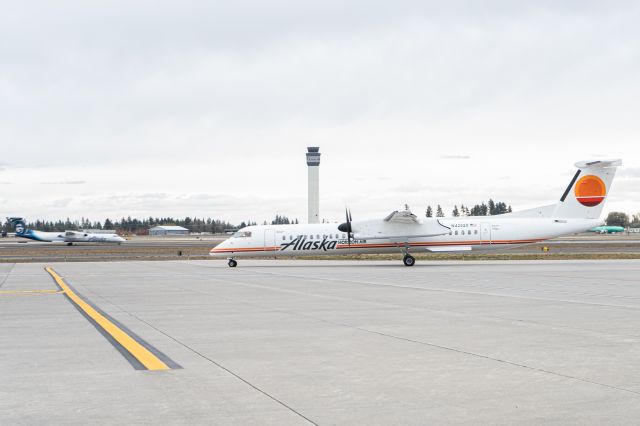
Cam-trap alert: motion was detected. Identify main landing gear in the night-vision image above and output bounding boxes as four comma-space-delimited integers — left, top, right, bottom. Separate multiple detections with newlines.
227, 259, 237, 268
403, 254, 416, 267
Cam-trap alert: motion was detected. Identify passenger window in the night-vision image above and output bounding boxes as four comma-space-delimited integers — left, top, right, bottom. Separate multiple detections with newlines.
317, 235, 320, 239
474, 230, 478, 235
282, 236, 286, 241
455, 230, 458, 235
309, 235, 313, 240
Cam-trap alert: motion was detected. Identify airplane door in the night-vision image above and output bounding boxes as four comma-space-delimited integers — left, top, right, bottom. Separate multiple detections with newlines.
480, 223, 491, 245
264, 229, 277, 257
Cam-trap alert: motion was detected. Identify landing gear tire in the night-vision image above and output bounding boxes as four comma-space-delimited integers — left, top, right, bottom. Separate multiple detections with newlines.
67, 242, 73, 246
403, 254, 416, 267
228, 259, 237, 268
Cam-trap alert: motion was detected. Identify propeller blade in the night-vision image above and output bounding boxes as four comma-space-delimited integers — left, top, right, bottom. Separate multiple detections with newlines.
337, 207, 353, 247
347, 208, 352, 247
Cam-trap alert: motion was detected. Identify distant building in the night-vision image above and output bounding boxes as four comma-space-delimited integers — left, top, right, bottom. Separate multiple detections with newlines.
149, 225, 189, 236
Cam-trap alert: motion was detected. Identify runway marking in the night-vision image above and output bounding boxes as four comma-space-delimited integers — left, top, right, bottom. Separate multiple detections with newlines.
45, 267, 173, 371
0, 289, 63, 295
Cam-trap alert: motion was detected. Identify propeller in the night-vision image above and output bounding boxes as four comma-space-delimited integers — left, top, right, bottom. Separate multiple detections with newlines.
338, 208, 353, 247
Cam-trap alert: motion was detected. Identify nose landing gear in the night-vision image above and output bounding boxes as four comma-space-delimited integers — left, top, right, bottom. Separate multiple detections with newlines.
227, 259, 237, 268
403, 254, 416, 267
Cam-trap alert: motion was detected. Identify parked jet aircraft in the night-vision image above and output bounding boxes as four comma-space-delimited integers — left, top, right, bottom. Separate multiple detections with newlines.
589, 225, 625, 234
210, 159, 621, 267
8, 218, 125, 245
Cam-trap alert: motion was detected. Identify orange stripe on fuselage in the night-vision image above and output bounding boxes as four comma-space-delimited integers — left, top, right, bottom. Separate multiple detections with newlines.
209, 239, 543, 254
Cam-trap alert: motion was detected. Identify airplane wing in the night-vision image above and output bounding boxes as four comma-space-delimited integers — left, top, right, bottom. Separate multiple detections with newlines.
353, 205, 450, 240
63, 230, 86, 242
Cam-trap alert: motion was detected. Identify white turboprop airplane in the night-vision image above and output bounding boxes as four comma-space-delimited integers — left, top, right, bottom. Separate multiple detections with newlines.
8, 217, 125, 245
210, 160, 621, 267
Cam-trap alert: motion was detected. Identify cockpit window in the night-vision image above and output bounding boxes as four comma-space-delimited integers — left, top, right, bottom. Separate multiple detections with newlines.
233, 231, 252, 238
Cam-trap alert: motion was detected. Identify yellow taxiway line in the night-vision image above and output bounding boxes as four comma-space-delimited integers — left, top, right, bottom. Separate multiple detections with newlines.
45, 267, 170, 371
0, 289, 62, 294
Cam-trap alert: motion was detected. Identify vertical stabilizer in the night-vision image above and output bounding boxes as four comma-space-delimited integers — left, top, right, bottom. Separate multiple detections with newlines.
553, 160, 621, 219
7, 217, 28, 235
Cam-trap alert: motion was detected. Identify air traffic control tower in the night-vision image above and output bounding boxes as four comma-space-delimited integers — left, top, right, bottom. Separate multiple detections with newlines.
306, 147, 321, 224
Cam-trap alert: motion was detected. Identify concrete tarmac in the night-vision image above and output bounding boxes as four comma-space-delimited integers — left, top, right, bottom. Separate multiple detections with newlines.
2, 260, 640, 425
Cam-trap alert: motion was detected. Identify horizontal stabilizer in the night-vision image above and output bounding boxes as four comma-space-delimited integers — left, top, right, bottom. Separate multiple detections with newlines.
574, 159, 622, 168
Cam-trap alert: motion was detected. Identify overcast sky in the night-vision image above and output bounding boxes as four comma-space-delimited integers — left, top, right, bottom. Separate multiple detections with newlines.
1, 1, 639, 224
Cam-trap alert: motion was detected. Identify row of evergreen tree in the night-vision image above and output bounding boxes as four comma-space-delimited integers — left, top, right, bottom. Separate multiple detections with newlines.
0, 215, 303, 234
606, 211, 640, 228
426, 199, 512, 218
1, 217, 239, 234
268, 215, 299, 225
1, 201, 513, 235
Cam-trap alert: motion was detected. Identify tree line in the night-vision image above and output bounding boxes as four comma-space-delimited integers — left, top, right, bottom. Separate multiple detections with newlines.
1, 214, 303, 235
2, 216, 240, 235
426, 199, 512, 218
606, 212, 640, 228
5, 209, 638, 235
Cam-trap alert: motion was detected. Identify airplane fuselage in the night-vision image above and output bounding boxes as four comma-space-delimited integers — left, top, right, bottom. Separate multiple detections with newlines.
212, 158, 619, 266
210, 216, 602, 258
16, 229, 125, 244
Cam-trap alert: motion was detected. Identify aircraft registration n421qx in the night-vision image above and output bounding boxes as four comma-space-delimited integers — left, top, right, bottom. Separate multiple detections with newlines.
8, 217, 125, 245
210, 159, 621, 267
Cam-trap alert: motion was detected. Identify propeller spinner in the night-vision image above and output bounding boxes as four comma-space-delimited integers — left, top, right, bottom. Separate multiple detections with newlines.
338, 208, 353, 247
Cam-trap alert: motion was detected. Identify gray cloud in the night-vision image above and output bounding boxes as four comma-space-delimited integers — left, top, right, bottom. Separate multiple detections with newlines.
618, 167, 640, 178
47, 198, 73, 208
441, 155, 471, 160
1, 1, 639, 219
40, 180, 86, 185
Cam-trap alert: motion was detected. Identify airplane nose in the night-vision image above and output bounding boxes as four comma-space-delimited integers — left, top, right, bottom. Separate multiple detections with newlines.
209, 241, 228, 257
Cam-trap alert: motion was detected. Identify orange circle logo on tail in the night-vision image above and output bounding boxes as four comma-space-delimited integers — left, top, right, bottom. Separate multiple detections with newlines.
575, 175, 606, 207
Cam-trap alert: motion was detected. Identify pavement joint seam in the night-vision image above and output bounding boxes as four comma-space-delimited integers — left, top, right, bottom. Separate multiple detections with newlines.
77, 281, 319, 426
235, 267, 640, 311
350, 326, 640, 397
0, 263, 15, 288
180, 264, 640, 397
184, 263, 640, 341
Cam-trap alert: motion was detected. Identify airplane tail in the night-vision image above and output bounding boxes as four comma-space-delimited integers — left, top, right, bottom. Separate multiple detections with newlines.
552, 160, 621, 219
7, 217, 28, 235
